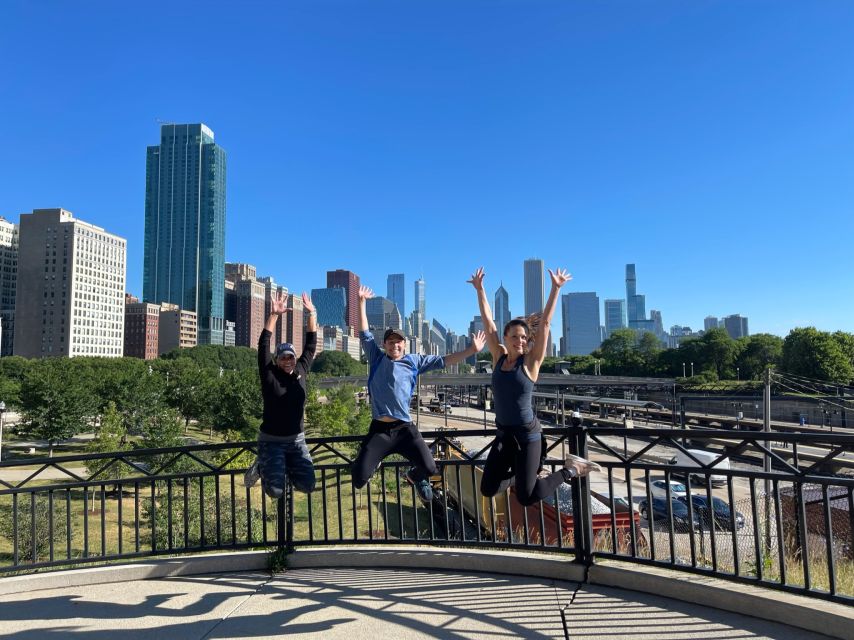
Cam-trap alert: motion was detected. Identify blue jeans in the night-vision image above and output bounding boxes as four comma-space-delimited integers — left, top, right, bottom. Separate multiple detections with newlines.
257, 434, 316, 499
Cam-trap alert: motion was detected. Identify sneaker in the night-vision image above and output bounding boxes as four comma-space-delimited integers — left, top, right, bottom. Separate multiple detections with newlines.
564, 454, 601, 478
243, 459, 261, 488
405, 468, 434, 503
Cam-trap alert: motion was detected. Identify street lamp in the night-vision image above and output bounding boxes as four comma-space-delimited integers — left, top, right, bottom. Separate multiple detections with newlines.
736, 367, 740, 382
0, 401, 6, 462
690, 362, 694, 377
682, 362, 686, 378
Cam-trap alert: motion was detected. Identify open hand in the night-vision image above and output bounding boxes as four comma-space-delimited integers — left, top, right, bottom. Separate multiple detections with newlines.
301, 292, 315, 314
467, 267, 486, 291
359, 285, 375, 301
548, 268, 572, 289
270, 291, 290, 315
471, 330, 487, 353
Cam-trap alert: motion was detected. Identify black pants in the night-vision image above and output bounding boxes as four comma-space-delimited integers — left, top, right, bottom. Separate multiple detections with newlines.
480, 420, 565, 506
351, 420, 438, 488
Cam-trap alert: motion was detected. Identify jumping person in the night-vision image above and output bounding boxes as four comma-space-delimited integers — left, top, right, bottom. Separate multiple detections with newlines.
468, 267, 600, 506
352, 285, 486, 502
245, 291, 318, 499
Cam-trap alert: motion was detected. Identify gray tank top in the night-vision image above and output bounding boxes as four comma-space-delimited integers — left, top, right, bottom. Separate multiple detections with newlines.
491, 354, 535, 426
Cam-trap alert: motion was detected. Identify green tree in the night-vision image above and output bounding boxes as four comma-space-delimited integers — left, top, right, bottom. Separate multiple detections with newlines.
735, 334, 783, 380
20, 360, 95, 456
696, 328, 741, 379
598, 329, 644, 375
637, 332, 663, 375
781, 327, 854, 383
0, 356, 30, 408
199, 369, 262, 439
311, 350, 365, 377
161, 344, 257, 372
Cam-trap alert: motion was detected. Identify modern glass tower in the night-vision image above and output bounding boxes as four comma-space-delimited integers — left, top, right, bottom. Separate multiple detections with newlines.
604, 299, 626, 337
494, 283, 510, 333
561, 292, 601, 356
414, 278, 426, 317
387, 273, 405, 321
523, 258, 544, 316
143, 123, 226, 345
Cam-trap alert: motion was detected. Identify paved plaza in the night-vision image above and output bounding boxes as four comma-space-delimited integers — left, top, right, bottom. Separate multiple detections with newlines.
0, 566, 836, 639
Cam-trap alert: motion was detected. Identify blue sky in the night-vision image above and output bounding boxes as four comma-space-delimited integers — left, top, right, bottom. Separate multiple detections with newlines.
2, 1, 853, 338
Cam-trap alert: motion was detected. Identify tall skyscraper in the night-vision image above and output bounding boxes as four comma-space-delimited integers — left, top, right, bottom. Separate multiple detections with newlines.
387, 273, 405, 321
494, 283, 510, 333
312, 287, 347, 329
704, 316, 720, 332
414, 277, 426, 317
561, 292, 601, 356
366, 296, 402, 334
524, 258, 544, 316
0, 217, 18, 357
14, 208, 126, 358
723, 314, 749, 339
626, 263, 651, 330
143, 123, 226, 345
327, 269, 360, 330
604, 299, 626, 337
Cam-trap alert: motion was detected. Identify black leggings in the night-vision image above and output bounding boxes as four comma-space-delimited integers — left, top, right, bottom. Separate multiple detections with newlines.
351, 420, 438, 488
480, 422, 566, 506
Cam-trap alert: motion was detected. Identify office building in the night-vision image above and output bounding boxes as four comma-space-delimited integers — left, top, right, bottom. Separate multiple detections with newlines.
224, 263, 265, 348
285, 292, 305, 355
561, 292, 601, 356
326, 269, 360, 330
625, 263, 648, 329
124, 294, 160, 360
366, 296, 402, 335
14, 208, 126, 358
0, 217, 18, 356
723, 314, 749, 339
159, 303, 197, 354
260, 277, 288, 346
524, 258, 544, 316
387, 273, 405, 321
704, 316, 720, 332
604, 299, 626, 337
494, 283, 510, 333
312, 287, 346, 329
143, 123, 226, 345
414, 277, 426, 318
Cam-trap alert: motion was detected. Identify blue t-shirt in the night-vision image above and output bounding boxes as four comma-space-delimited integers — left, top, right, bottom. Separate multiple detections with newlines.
360, 330, 445, 421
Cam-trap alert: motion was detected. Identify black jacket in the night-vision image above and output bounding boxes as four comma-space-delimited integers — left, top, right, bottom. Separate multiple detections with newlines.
257, 329, 317, 437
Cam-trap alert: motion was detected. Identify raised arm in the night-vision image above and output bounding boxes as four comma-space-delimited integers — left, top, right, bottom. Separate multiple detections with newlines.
260, 291, 291, 369
303, 292, 317, 333
467, 267, 504, 365
358, 285, 374, 333
443, 331, 487, 367
526, 268, 571, 376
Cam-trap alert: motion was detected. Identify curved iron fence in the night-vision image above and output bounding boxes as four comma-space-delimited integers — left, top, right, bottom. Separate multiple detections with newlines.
0, 427, 852, 605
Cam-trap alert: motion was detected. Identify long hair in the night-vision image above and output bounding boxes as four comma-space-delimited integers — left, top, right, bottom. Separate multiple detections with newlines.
503, 313, 541, 355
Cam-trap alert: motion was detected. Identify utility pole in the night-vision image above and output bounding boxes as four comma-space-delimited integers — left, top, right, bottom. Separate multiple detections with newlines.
763, 367, 772, 555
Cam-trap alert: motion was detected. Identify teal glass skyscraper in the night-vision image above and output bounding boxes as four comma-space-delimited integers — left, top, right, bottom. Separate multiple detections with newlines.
143, 124, 226, 345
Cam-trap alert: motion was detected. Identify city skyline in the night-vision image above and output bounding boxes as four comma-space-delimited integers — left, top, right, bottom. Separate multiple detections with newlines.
2, 2, 852, 338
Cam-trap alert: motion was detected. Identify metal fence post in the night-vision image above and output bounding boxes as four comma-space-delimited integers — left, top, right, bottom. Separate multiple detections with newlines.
571, 425, 594, 569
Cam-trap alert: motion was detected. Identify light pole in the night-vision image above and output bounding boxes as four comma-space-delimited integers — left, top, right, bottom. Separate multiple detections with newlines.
682, 362, 686, 378
0, 401, 6, 462
736, 367, 740, 381
690, 362, 694, 377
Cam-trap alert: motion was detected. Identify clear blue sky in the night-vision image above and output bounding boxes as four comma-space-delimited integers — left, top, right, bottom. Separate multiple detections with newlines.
2, 1, 853, 338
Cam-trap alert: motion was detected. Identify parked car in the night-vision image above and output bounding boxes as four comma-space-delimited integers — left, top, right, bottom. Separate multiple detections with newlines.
649, 479, 688, 500
638, 497, 700, 533
677, 494, 745, 531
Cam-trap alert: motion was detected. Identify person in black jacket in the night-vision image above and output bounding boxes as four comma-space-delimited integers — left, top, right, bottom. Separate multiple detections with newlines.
245, 291, 317, 499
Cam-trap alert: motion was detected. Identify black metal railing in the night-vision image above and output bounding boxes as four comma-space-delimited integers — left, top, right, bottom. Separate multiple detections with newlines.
0, 427, 852, 605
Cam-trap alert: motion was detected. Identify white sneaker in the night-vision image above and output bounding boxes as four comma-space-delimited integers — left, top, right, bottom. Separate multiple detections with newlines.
564, 454, 601, 477
243, 459, 261, 487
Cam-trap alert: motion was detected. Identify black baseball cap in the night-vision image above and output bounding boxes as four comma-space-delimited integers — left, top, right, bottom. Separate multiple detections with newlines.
383, 327, 406, 341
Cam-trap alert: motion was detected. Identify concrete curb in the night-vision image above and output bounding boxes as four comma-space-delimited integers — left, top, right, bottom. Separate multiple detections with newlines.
589, 561, 854, 640
0, 551, 269, 596
286, 546, 588, 583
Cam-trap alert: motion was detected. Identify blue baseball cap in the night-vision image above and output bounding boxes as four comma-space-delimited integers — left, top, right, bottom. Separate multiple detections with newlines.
276, 343, 296, 359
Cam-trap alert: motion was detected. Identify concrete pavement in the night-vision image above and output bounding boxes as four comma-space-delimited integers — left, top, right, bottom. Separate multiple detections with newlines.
0, 566, 838, 640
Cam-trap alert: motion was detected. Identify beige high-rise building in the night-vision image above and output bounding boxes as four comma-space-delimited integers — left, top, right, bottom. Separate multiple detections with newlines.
14, 208, 126, 358
0, 217, 18, 357
159, 303, 197, 354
